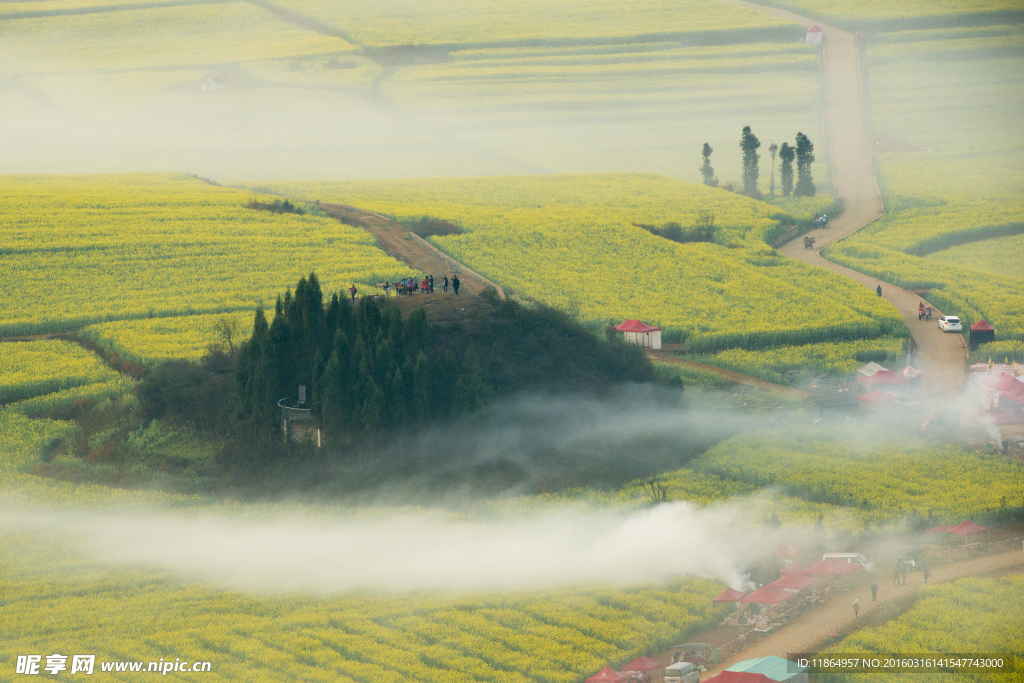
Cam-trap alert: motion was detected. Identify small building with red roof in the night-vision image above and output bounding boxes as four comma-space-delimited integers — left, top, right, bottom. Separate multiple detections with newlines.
806, 25, 823, 44
614, 320, 662, 350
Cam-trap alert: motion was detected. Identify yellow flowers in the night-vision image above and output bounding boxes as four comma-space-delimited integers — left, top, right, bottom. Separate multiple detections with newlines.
0, 340, 120, 404
823, 574, 1024, 682
258, 174, 905, 353
81, 313, 252, 367
689, 427, 1024, 523
0, 174, 419, 337
824, 30, 1024, 340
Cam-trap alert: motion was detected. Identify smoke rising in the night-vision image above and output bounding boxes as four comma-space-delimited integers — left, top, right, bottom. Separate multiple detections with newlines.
2, 500, 783, 594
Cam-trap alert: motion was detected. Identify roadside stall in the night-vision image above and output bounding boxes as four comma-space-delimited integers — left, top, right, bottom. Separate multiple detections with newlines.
622, 656, 663, 682
969, 320, 995, 350
586, 666, 628, 683
726, 656, 809, 683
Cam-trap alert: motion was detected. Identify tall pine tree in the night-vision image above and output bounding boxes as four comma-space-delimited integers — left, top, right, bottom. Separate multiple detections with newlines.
740, 126, 761, 196
794, 132, 816, 197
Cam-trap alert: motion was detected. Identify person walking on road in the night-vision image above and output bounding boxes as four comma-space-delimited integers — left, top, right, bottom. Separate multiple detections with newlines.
893, 564, 900, 586
853, 599, 860, 619
870, 581, 878, 602
876, 284, 883, 297
442, 275, 449, 293
429, 274, 434, 293
452, 274, 460, 295
349, 284, 357, 303
923, 567, 931, 585
900, 565, 907, 585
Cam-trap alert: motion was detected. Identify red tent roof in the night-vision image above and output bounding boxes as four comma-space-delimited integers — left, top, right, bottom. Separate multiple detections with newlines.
780, 563, 806, 575
622, 657, 662, 672
614, 320, 660, 333
857, 370, 912, 385
983, 374, 1024, 393
901, 365, 922, 378
970, 320, 994, 331
771, 573, 819, 590
705, 672, 775, 683
926, 524, 953, 534
807, 25, 822, 32
948, 520, 988, 536
586, 667, 627, 683
804, 558, 862, 576
713, 587, 748, 603
976, 409, 1024, 426
857, 389, 902, 403
740, 585, 796, 604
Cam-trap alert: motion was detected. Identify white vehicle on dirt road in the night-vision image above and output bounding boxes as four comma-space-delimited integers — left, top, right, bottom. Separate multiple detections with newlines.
823, 552, 875, 577
938, 316, 962, 332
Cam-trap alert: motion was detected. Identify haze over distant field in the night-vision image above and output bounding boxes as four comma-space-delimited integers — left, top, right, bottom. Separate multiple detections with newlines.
0, 0, 825, 182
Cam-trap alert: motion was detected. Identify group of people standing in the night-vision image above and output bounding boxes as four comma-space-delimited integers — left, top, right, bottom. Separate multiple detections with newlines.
918, 301, 933, 321
372, 273, 462, 299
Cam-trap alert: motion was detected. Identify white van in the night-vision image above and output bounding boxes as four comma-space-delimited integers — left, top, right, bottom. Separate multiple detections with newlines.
823, 552, 875, 576
664, 662, 700, 683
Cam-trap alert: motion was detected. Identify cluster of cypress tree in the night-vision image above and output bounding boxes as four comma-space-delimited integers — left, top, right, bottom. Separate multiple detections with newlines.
234, 273, 488, 449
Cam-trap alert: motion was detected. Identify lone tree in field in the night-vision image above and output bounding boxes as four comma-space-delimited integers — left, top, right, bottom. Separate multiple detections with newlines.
794, 132, 816, 197
214, 314, 243, 358
779, 142, 795, 196
768, 142, 779, 195
740, 126, 761, 196
700, 143, 718, 187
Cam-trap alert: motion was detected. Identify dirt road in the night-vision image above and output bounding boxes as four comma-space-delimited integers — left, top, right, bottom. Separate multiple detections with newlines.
318, 203, 504, 298
674, 546, 1024, 679
719, 0, 967, 406
645, 352, 811, 399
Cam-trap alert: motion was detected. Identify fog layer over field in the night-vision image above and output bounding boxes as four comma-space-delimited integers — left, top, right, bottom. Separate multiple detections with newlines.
2, 500, 783, 593
267, 385, 791, 501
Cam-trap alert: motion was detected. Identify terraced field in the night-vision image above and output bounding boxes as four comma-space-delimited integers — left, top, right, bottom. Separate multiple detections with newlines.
258, 174, 905, 352
822, 27, 1024, 340
0, 174, 418, 336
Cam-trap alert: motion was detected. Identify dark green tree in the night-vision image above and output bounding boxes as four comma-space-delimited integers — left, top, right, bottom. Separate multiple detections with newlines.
779, 142, 795, 197
740, 126, 761, 196
768, 142, 779, 195
794, 132, 816, 197
700, 143, 718, 187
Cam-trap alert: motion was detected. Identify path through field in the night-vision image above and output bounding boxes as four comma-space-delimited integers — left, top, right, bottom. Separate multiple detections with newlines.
720, 0, 968, 406
646, 351, 811, 399
675, 547, 1024, 678
317, 203, 504, 298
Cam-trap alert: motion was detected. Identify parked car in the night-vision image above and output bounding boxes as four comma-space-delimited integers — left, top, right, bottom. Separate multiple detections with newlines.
938, 316, 962, 332
822, 552, 876, 577
663, 662, 700, 683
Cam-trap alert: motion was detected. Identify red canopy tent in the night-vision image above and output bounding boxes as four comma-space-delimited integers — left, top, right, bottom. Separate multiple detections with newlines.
857, 370, 912, 385
982, 374, 1024, 394
622, 657, 662, 673
713, 587, 747, 603
857, 389, 902, 403
948, 520, 988, 535
704, 672, 774, 683
803, 558, 862, 576
740, 585, 795, 604
770, 573, 819, 591
970, 320, 995, 349
971, 320, 995, 332
976, 409, 1024, 426
586, 667, 627, 683
780, 563, 806, 575
614, 320, 660, 333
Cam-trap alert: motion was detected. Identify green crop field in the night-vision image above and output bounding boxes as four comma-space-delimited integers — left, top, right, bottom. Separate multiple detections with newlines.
756, 0, 1024, 30
257, 174, 905, 353
824, 27, 1024, 340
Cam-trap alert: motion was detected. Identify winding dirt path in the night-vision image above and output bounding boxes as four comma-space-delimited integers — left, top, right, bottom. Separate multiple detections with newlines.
645, 352, 811, 399
719, 0, 967, 406
317, 202, 505, 298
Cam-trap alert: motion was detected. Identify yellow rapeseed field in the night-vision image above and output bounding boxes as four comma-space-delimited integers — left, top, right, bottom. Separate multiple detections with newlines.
259, 174, 905, 352
0, 340, 121, 404
81, 312, 252, 367
0, 174, 419, 336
